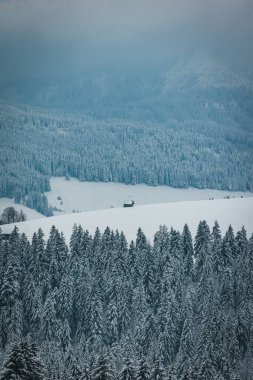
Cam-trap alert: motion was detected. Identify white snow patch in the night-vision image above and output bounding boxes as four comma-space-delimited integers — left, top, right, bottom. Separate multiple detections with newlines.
2, 198, 253, 244
46, 177, 252, 215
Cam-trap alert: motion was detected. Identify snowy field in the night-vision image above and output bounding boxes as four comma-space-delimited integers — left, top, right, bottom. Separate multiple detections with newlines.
46, 177, 252, 215
2, 197, 253, 243
1, 177, 251, 224
0, 197, 44, 221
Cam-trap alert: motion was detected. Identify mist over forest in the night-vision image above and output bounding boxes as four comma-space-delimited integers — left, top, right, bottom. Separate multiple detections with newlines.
0, 2, 253, 379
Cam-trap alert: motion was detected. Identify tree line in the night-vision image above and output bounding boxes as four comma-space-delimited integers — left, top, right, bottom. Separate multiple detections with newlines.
0, 103, 253, 214
0, 220, 252, 379
0, 207, 26, 225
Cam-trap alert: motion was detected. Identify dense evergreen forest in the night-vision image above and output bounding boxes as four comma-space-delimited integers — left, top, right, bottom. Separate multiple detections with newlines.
1, 99, 253, 215
0, 221, 252, 379
1, 58, 253, 214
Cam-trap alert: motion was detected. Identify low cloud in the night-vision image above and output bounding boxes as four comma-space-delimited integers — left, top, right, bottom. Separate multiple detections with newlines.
0, 0, 252, 80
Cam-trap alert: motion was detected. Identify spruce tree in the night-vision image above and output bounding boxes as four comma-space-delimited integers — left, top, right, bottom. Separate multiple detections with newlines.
41, 291, 58, 342
136, 357, 149, 380
150, 358, 166, 380
182, 224, 194, 284
194, 221, 211, 282
119, 357, 136, 380
81, 365, 91, 380
0, 341, 45, 380
210, 221, 222, 276
92, 353, 115, 380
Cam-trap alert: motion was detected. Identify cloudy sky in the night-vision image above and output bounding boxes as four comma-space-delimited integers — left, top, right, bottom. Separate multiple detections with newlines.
0, 0, 252, 80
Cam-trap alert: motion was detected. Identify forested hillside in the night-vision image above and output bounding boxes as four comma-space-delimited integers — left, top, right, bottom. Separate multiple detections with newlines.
0, 103, 252, 215
1, 56, 253, 214
0, 221, 252, 379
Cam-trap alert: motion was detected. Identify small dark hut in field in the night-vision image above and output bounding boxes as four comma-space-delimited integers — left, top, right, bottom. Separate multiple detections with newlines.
123, 200, 135, 208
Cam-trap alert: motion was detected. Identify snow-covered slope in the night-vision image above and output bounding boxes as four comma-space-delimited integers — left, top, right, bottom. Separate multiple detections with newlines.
46, 177, 252, 215
0, 198, 45, 221
1, 198, 253, 243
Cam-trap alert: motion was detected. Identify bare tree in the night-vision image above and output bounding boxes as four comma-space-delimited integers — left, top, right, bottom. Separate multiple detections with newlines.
0, 207, 26, 225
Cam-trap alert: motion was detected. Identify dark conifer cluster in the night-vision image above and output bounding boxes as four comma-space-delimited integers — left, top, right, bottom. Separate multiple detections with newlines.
0, 221, 252, 379
0, 207, 26, 225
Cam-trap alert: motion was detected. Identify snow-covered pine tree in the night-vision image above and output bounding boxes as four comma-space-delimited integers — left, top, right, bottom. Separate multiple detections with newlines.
0, 341, 45, 380
150, 357, 166, 380
92, 352, 115, 380
181, 224, 194, 283
136, 356, 149, 380
41, 290, 58, 342
119, 357, 136, 380
194, 221, 211, 283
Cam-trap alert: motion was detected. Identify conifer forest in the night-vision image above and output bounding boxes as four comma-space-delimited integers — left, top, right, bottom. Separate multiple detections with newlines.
1, 101, 253, 216
0, 221, 252, 379
0, 1, 253, 379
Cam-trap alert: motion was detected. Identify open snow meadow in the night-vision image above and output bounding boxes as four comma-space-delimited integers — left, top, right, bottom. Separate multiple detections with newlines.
45, 177, 252, 215
1, 176, 252, 241
2, 197, 253, 243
